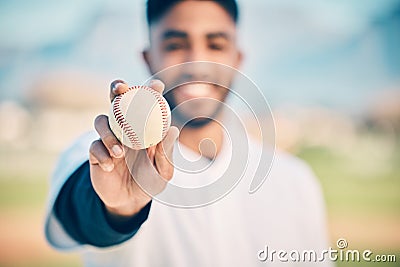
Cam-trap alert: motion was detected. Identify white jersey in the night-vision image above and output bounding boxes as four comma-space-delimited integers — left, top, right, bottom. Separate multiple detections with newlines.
45, 130, 333, 266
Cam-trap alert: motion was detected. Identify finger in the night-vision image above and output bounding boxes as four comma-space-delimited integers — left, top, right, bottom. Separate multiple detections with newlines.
94, 115, 124, 158
154, 126, 179, 178
110, 79, 130, 102
89, 140, 114, 172
148, 79, 165, 94
162, 126, 180, 153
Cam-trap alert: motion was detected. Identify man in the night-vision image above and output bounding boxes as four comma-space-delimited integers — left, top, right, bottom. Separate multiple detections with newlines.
45, 0, 332, 266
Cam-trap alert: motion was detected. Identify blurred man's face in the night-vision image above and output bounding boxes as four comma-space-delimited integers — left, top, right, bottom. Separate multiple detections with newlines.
143, 1, 242, 127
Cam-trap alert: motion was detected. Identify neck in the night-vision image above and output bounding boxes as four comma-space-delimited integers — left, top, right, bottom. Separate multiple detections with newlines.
178, 119, 224, 159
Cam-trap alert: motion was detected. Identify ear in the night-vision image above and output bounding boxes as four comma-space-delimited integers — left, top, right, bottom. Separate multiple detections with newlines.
142, 48, 154, 74
234, 49, 244, 70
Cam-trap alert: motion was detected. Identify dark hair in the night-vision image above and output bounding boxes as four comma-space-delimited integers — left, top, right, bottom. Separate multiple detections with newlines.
146, 0, 239, 26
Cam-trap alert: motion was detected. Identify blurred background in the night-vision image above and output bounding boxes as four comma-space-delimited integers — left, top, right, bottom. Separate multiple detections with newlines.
0, 0, 399, 266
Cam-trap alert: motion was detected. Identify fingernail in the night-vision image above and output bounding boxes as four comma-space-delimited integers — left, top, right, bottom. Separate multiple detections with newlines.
112, 145, 123, 157
104, 162, 114, 172
149, 79, 161, 87
113, 82, 124, 91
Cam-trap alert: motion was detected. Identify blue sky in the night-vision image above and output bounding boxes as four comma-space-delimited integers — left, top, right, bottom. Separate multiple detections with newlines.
0, 0, 399, 111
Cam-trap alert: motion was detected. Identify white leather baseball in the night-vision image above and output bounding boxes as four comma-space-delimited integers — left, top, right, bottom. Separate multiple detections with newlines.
109, 85, 171, 150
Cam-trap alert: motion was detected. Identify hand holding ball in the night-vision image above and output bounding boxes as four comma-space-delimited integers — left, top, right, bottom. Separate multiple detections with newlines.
109, 85, 171, 150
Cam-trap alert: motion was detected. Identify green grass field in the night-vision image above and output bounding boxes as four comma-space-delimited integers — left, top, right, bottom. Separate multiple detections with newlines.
295, 132, 400, 266
0, 131, 399, 266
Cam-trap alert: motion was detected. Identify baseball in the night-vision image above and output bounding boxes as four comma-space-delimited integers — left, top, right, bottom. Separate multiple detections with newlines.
109, 85, 171, 150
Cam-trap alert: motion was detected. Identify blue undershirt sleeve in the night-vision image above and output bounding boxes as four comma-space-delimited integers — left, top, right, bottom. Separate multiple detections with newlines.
54, 161, 151, 247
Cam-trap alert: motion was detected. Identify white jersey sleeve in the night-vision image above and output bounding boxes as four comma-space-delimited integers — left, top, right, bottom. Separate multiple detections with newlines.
44, 131, 98, 250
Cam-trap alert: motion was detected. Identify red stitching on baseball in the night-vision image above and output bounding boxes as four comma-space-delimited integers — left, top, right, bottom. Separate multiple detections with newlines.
113, 86, 141, 148
143, 86, 170, 138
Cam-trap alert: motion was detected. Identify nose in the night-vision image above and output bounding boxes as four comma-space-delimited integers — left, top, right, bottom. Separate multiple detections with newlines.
181, 62, 211, 83
186, 44, 209, 63
182, 45, 216, 83
182, 46, 215, 82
